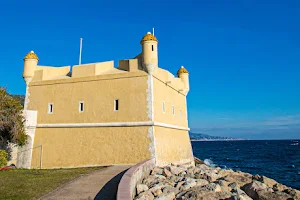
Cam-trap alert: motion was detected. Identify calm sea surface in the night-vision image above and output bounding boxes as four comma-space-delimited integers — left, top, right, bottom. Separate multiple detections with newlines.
192, 140, 300, 189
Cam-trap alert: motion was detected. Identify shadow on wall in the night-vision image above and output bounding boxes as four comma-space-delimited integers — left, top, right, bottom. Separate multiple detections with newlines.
94, 168, 128, 200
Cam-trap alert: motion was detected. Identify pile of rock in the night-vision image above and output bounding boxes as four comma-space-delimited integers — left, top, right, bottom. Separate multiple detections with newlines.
134, 164, 300, 200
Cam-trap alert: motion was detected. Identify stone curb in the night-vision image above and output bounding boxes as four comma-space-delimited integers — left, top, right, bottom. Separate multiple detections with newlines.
117, 158, 155, 200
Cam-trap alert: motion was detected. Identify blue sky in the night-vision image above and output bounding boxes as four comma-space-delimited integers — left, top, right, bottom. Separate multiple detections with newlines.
0, 0, 299, 139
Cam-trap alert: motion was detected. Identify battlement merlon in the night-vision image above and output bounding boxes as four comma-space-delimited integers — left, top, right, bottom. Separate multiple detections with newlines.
22, 33, 189, 95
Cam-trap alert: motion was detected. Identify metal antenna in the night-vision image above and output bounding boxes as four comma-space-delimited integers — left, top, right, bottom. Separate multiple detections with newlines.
152, 28, 155, 36
79, 38, 83, 65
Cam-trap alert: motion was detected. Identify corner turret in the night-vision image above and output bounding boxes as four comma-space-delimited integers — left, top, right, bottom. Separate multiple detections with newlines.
23, 51, 38, 85
177, 66, 189, 95
140, 32, 158, 74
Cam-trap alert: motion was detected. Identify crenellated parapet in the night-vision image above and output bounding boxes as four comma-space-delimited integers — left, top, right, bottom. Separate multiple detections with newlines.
22, 33, 189, 96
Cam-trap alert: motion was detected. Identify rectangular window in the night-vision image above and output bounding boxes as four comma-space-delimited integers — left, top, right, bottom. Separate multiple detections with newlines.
79, 101, 84, 113
152, 45, 154, 51
162, 101, 165, 113
114, 99, 119, 111
172, 105, 175, 116
48, 103, 54, 114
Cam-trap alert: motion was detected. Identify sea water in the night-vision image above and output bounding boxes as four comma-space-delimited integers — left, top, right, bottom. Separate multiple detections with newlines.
192, 140, 300, 189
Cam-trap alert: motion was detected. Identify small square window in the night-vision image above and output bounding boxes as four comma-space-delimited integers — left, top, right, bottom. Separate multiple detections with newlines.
172, 105, 175, 116
162, 101, 165, 113
79, 101, 84, 113
114, 99, 119, 111
48, 103, 54, 114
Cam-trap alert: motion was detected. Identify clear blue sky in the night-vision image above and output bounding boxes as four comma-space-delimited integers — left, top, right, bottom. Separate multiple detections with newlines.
1, 0, 299, 139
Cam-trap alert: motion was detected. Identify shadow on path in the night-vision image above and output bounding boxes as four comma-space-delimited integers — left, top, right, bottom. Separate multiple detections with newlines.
94, 169, 128, 200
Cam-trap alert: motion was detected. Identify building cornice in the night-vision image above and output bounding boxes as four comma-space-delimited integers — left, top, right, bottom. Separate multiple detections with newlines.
35, 121, 190, 131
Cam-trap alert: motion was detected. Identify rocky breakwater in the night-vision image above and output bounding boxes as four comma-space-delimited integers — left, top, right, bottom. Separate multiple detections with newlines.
134, 163, 300, 200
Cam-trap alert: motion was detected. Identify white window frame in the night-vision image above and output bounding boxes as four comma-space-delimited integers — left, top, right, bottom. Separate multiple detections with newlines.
172, 105, 175, 116
114, 99, 119, 112
79, 101, 84, 113
162, 101, 165, 113
48, 103, 54, 114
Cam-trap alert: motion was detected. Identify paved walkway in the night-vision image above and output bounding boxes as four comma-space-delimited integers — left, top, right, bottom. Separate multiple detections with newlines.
41, 165, 131, 200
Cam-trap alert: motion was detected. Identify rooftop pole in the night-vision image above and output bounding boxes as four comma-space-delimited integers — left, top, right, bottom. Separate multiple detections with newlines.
79, 38, 83, 65
152, 28, 155, 36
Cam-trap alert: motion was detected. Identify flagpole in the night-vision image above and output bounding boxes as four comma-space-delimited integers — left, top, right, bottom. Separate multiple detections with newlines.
79, 38, 83, 65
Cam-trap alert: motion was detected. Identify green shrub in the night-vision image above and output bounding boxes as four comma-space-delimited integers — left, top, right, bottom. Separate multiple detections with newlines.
0, 87, 27, 146
0, 150, 8, 167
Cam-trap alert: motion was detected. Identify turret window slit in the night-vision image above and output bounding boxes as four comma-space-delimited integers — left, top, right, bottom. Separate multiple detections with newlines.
114, 99, 119, 111
79, 101, 84, 113
48, 103, 54, 114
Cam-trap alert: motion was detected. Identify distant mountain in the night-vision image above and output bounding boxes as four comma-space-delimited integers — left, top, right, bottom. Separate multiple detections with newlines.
189, 132, 245, 141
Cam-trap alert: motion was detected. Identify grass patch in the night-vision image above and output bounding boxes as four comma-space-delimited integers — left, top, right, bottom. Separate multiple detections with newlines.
0, 167, 105, 200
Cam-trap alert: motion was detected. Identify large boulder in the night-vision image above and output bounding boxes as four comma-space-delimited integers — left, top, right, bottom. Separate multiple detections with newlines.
202, 183, 222, 192
142, 175, 166, 187
151, 167, 163, 175
242, 181, 269, 199
262, 176, 278, 188
283, 188, 300, 199
136, 191, 154, 200
136, 184, 149, 195
168, 166, 186, 175
162, 168, 172, 178
155, 191, 175, 200
223, 172, 252, 187
257, 190, 293, 200
181, 178, 197, 191
183, 189, 232, 200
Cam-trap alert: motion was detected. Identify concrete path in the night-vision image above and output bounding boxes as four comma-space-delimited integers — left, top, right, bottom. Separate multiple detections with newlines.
41, 165, 131, 200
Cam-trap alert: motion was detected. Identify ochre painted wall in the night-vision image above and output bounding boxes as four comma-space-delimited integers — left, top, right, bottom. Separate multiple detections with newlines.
154, 126, 194, 167
31, 126, 151, 168
27, 72, 148, 124
153, 76, 188, 128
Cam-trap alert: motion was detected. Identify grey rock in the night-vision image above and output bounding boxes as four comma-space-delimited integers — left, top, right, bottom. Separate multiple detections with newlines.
253, 174, 263, 182
162, 168, 172, 178
215, 179, 227, 187
228, 182, 238, 190
181, 179, 197, 190
243, 181, 268, 199
261, 176, 279, 189
283, 188, 300, 199
236, 188, 252, 200
152, 189, 162, 197
136, 184, 149, 195
224, 173, 252, 187
202, 183, 222, 192
258, 190, 293, 200
154, 191, 175, 200
168, 166, 186, 175
195, 179, 209, 187
162, 186, 176, 194
183, 189, 232, 200
136, 191, 154, 200
142, 175, 159, 187
176, 181, 186, 189
151, 167, 163, 175
196, 164, 211, 170
149, 183, 166, 193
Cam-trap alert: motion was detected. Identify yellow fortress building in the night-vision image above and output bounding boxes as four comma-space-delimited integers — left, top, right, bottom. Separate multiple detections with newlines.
18, 32, 194, 169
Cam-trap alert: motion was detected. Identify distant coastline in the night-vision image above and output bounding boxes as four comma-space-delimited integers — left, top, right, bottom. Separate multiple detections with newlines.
191, 138, 246, 142
189, 132, 245, 141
